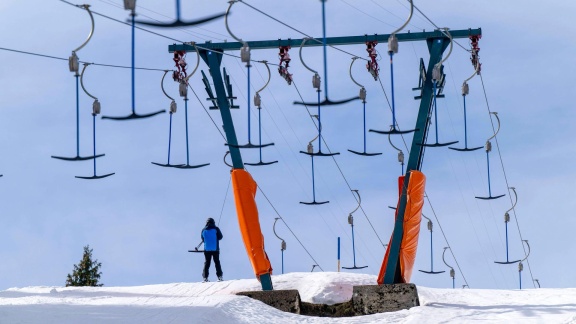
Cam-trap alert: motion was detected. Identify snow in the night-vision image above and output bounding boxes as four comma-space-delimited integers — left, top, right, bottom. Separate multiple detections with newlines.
1, 272, 575, 323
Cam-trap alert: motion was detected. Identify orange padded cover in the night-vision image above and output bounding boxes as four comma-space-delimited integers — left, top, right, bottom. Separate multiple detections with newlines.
377, 170, 426, 284
231, 169, 273, 278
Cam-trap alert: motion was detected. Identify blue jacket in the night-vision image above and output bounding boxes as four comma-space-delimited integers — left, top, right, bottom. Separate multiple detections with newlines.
201, 223, 223, 251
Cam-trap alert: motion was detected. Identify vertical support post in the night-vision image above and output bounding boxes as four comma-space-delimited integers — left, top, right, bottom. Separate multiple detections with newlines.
351, 224, 357, 266
321, 0, 329, 96
75, 74, 80, 156
383, 37, 449, 284
362, 101, 367, 152
92, 115, 96, 176
184, 98, 190, 165
337, 236, 341, 272
505, 221, 509, 262
430, 230, 433, 271
168, 114, 173, 164
175, 0, 181, 20
131, 13, 136, 114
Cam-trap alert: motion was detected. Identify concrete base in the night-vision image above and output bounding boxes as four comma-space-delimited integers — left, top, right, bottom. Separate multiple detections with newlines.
237, 284, 419, 317
353, 283, 420, 315
236, 290, 301, 314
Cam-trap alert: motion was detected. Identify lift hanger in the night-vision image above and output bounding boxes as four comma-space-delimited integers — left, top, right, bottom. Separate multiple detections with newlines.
53, 5, 104, 162
342, 190, 368, 270
75, 64, 114, 180
348, 57, 382, 156
475, 112, 505, 200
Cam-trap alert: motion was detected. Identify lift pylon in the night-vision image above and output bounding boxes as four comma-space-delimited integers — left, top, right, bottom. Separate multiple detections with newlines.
171, 27, 482, 288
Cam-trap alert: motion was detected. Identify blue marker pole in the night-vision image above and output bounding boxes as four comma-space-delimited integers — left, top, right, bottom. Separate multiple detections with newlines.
337, 237, 341, 272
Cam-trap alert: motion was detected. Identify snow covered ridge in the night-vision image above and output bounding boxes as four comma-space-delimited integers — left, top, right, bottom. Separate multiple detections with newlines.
1, 272, 575, 323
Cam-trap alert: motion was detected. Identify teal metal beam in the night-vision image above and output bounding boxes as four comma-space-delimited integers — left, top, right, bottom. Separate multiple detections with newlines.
169, 29, 481, 52
382, 37, 450, 284
199, 49, 244, 169
199, 48, 273, 291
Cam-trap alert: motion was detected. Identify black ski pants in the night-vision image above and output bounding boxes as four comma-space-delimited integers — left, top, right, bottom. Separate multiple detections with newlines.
202, 251, 223, 279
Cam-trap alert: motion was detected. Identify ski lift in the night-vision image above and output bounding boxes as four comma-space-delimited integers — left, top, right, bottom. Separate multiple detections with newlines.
449, 43, 483, 152
151, 70, 183, 168
419, 28, 458, 147
52, 5, 104, 162
418, 214, 445, 274
300, 115, 329, 205
273, 217, 287, 274
495, 187, 522, 264
224, 2, 272, 150
347, 57, 382, 156
533, 279, 540, 288
293, 1, 358, 106
297, 38, 340, 158
133, 0, 225, 28
369, 0, 417, 135
475, 112, 505, 200
311, 264, 319, 272
244, 61, 278, 166
101, 3, 165, 120
388, 128, 405, 174
518, 240, 531, 289
442, 247, 456, 289
342, 190, 368, 270
75, 64, 115, 180
173, 45, 210, 170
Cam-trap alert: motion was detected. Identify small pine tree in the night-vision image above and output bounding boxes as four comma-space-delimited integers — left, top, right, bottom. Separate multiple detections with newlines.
66, 245, 103, 287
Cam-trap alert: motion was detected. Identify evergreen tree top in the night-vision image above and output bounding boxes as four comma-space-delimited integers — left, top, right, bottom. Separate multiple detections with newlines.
66, 245, 103, 287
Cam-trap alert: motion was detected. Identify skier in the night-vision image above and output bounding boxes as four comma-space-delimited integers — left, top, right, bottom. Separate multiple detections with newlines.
201, 217, 223, 282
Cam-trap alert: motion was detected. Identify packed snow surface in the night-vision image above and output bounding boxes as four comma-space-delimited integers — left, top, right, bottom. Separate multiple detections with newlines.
1, 272, 575, 323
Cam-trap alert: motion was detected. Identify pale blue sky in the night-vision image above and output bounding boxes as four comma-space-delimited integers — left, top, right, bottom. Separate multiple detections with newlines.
0, 0, 574, 290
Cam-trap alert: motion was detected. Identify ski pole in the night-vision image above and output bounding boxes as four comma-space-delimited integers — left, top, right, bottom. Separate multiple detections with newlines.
195, 241, 203, 251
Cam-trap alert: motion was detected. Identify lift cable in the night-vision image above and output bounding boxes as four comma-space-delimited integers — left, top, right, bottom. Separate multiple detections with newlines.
0, 46, 166, 71
237, 0, 369, 62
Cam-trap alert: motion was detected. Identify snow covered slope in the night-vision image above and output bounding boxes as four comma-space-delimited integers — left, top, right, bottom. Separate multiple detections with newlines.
1, 272, 574, 323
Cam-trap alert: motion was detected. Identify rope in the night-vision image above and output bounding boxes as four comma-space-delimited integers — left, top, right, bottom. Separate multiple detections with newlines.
217, 178, 232, 226
187, 84, 227, 142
